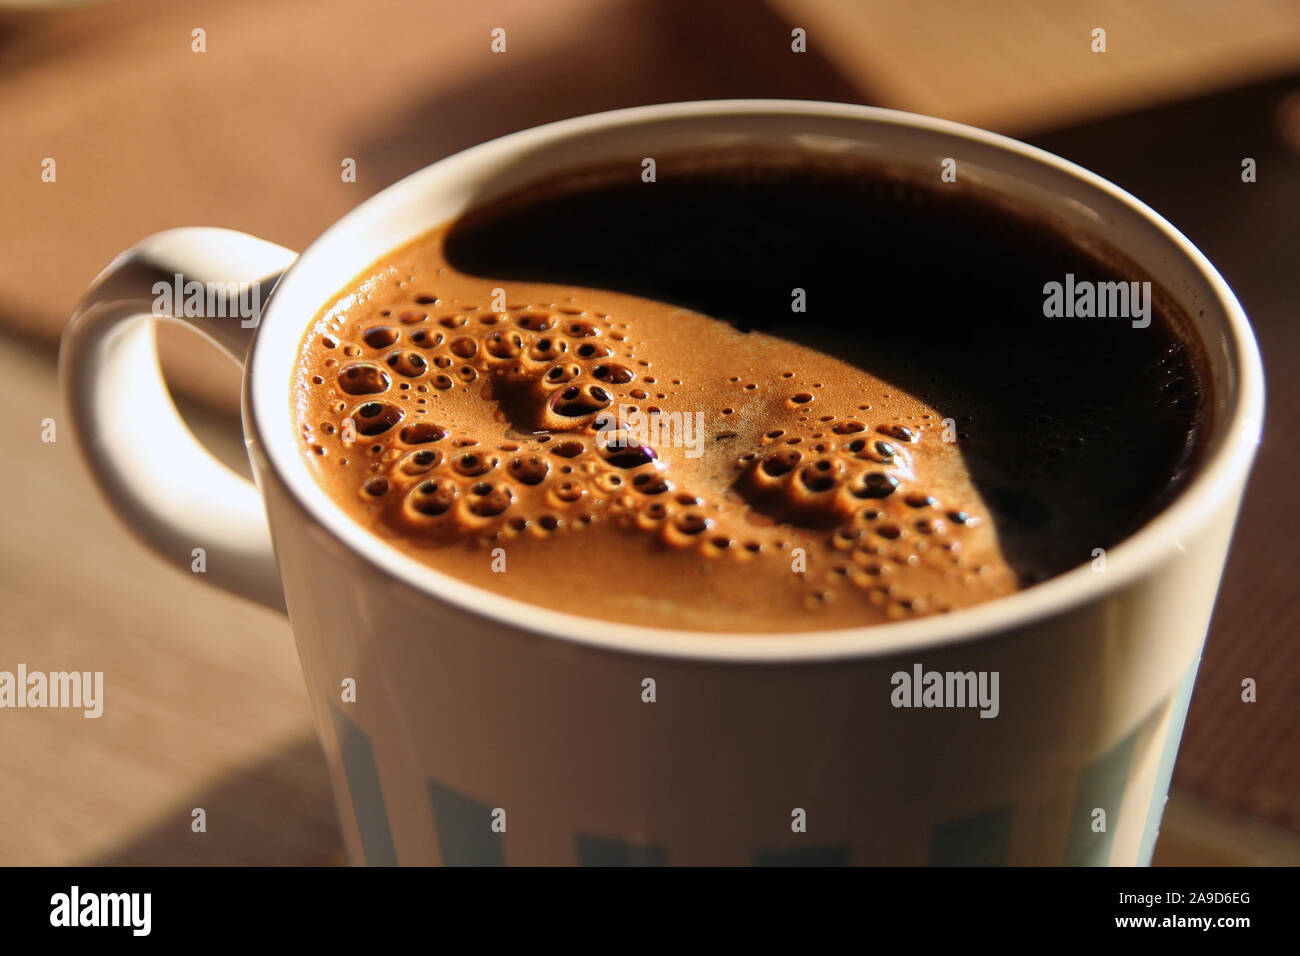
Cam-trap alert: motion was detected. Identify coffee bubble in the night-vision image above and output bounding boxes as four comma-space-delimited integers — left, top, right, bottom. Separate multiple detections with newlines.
362, 326, 401, 348
408, 478, 456, 516
878, 423, 916, 442
545, 363, 582, 385
673, 511, 709, 535
760, 449, 801, 477
452, 451, 497, 477
592, 363, 635, 384
514, 312, 552, 332
353, 401, 403, 435
385, 351, 428, 377
552, 480, 586, 503
484, 330, 523, 358
594, 472, 624, 493
400, 422, 447, 444
529, 338, 566, 361
338, 363, 391, 395
632, 472, 671, 495
467, 481, 513, 517
449, 337, 478, 359
551, 441, 586, 459
509, 455, 550, 485
400, 449, 443, 475
550, 384, 611, 418
849, 472, 898, 499
409, 329, 443, 348
798, 459, 840, 492
601, 442, 656, 469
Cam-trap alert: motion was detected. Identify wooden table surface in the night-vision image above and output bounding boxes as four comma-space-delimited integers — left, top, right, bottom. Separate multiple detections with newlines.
2, 0, 1298, 865
0, 333, 343, 864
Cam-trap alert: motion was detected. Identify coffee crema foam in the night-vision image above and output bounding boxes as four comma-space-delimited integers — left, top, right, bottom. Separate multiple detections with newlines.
295, 260, 1028, 631
293, 156, 1206, 633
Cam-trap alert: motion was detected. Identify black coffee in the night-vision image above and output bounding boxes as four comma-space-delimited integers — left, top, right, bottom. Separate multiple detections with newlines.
295, 152, 1208, 631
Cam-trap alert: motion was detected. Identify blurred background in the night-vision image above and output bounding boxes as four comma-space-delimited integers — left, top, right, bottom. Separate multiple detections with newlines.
1, 0, 1297, 865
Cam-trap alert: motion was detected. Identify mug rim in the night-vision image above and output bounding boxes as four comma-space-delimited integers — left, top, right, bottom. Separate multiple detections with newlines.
246, 99, 1266, 663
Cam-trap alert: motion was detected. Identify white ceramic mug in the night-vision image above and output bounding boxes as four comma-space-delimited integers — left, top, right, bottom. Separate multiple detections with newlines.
61, 101, 1264, 865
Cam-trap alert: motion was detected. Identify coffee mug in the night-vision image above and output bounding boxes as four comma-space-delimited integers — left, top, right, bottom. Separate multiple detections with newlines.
61, 101, 1264, 865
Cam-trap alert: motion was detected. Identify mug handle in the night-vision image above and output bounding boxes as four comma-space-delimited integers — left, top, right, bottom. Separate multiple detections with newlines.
59, 228, 297, 612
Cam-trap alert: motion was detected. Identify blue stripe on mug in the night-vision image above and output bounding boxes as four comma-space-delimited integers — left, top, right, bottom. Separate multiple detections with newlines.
753, 845, 849, 867
427, 780, 505, 866
576, 835, 666, 867
330, 705, 398, 867
1064, 726, 1140, 866
929, 804, 1014, 865
1138, 656, 1203, 865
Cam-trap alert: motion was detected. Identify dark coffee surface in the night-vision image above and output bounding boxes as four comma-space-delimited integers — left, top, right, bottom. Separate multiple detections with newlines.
294, 154, 1207, 632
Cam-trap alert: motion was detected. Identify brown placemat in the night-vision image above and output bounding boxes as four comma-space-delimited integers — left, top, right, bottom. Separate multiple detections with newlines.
768, 0, 1300, 133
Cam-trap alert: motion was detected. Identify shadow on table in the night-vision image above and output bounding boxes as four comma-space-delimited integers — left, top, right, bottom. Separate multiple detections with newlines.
91, 736, 344, 866
351, 0, 868, 188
